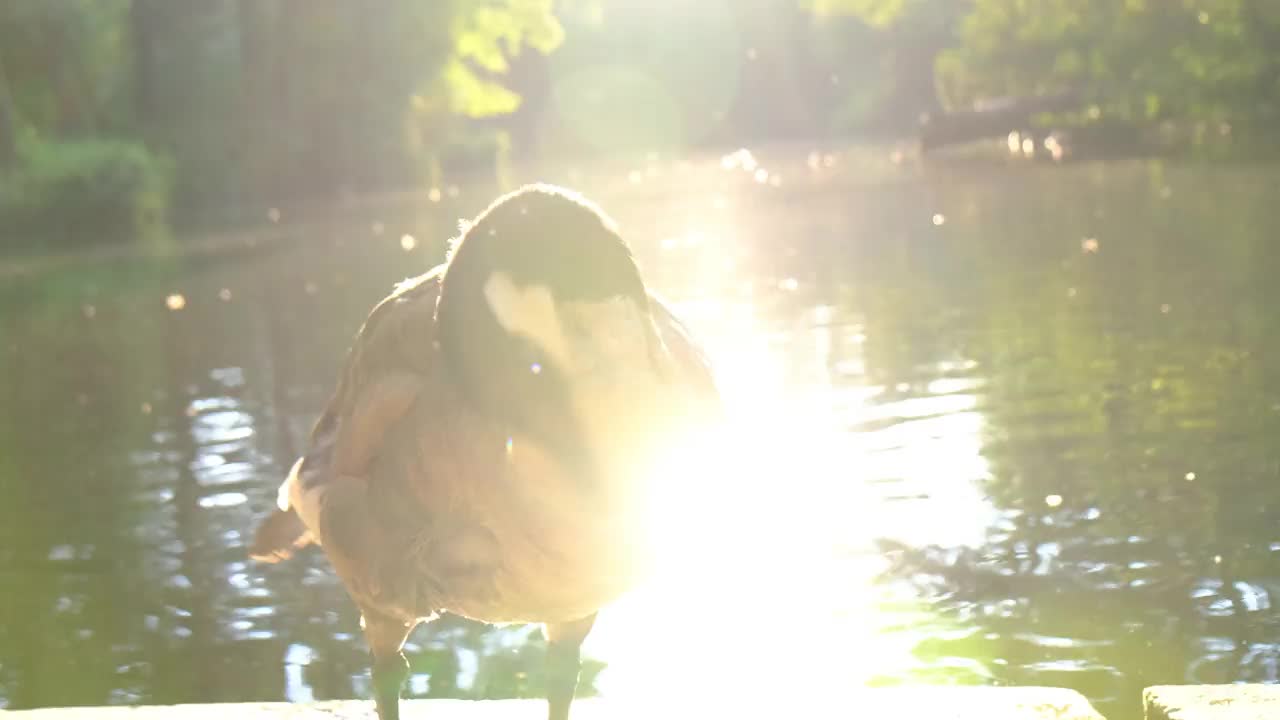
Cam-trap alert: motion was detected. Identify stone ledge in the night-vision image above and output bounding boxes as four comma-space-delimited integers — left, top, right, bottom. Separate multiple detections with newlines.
0, 687, 1105, 719
855, 686, 1105, 719
1145, 685, 1280, 720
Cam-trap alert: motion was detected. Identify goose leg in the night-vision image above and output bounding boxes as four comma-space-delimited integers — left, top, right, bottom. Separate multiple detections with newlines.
363, 610, 414, 720
544, 613, 597, 720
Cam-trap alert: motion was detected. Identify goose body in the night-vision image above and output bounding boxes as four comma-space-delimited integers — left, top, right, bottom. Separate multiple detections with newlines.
250, 184, 720, 720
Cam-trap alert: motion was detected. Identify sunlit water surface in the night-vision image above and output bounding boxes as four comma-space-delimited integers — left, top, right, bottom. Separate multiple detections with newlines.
3, 149, 1280, 719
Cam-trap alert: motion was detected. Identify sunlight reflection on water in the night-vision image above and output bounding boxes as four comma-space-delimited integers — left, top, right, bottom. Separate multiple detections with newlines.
7, 150, 1280, 719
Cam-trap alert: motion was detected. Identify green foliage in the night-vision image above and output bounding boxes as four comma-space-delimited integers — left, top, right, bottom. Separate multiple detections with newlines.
434, 1, 565, 120
0, 0, 133, 135
802, 0, 917, 27
936, 0, 1280, 127
0, 135, 172, 247
455, 0, 564, 74
0, 0, 565, 238
799, 0, 962, 129
803, 0, 1280, 143
399, 0, 562, 188
800, 0, 960, 37
442, 58, 524, 118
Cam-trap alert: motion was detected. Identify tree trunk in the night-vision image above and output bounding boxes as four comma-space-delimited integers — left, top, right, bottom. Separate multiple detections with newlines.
130, 0, 163, 140
236, 0, 273, 206
0, 58, 17, 169
919, 91, 1082, 152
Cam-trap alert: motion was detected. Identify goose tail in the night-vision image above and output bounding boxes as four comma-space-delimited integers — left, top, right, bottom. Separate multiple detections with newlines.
249, 458, 315, 563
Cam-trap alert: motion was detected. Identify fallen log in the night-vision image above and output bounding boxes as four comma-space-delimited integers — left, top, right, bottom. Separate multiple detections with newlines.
919, 92, 1083, 152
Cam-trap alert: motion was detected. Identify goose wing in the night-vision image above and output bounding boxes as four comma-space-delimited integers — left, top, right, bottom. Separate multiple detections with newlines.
649, 293, 723, 421
250, 265, 446, 562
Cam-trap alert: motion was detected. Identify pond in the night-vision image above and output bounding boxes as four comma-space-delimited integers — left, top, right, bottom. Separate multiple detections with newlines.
2, 147, 1279, 720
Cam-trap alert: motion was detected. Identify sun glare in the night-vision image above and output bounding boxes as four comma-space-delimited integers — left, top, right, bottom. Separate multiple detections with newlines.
580, 295, 880, 717
573, 214, 999, 715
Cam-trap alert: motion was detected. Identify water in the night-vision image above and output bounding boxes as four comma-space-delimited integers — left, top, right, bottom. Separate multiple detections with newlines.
3, 148, 1280, 719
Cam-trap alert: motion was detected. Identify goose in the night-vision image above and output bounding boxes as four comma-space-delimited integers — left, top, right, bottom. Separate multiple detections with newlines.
249, 184, 721, 720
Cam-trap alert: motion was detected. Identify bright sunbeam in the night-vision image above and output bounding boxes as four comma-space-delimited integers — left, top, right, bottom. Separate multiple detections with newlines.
579, 295, 891, 718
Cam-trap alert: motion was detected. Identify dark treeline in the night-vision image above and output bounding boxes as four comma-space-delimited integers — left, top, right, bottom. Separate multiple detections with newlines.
2, 0, 1278, 245
0, 0, 943, 241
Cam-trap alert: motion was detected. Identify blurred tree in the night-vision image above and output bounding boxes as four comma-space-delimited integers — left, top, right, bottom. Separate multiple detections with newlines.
935, 0, 1273, 122
0, 0, 563, 234
0, 0, 134, 137
800, 0, 966, 127
0, 61, 15, 167
128, 0, 563, 214
804, 0, 1280, 146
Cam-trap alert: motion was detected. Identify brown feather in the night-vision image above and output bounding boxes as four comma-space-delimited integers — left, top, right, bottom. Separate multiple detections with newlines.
252, 200, 719, 626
